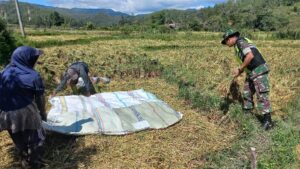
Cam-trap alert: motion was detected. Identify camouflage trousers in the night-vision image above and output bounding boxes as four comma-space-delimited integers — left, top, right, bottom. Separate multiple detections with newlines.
243, 73, 272, 114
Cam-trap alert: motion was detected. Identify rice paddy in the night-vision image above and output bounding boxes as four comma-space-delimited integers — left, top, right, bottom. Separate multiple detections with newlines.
0, 29, 299, 168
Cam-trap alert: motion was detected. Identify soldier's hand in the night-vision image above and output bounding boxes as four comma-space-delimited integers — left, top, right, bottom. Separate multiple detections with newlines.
232, 68, 241, 77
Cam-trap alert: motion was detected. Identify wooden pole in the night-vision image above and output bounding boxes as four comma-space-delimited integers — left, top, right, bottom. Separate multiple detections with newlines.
250, 147, 257, 169
14, 0, 25, 37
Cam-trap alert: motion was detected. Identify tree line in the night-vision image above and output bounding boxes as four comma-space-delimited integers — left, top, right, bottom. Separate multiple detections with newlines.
0, 0, 300, 33
125, 0, 300, 32
0, 1, 121, 28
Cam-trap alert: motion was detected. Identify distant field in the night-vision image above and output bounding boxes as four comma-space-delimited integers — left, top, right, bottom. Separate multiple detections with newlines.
25, 29, 298, 113
1, 29, 299, 168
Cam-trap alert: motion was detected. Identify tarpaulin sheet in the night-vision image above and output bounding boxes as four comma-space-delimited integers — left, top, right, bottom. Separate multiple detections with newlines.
43, 89, 182, 135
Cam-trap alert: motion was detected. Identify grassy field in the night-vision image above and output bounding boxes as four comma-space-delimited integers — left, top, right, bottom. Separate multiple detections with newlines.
0, 29, 299, 168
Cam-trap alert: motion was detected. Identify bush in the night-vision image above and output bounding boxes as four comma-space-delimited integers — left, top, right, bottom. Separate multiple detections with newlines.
156, 25, 175, 34
293, 6, 298, 12
86, 22, 95, 30
275, 29, 300, 39
120, 26, 134, 35
0, 18, 16, 65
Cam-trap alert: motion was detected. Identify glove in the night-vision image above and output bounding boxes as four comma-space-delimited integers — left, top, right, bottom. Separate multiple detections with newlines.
100, 77, 110, 84
76, 77, 85, 88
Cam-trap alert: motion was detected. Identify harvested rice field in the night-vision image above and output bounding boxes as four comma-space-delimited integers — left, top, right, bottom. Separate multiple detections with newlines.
0, 78, 237, 168
0, 29, 299, 168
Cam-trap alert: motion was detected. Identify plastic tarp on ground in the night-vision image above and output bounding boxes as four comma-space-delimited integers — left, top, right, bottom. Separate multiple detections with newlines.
43, 89, 183, 135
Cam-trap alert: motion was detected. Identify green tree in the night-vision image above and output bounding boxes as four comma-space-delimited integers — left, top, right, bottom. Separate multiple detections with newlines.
204, 15, 227, 32
151, 11, 166, 26
255, 11, 288, 31
119, 16, 132, 26
293, 6, 298, 12
188, 19, 201, 31
86, 22, 95, 30
31, 16, 46, 28
0, 18, 16, 65
49, 11, 64, 26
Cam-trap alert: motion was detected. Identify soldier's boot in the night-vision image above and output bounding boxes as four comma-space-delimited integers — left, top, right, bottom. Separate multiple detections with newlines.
262, 113, 273, 130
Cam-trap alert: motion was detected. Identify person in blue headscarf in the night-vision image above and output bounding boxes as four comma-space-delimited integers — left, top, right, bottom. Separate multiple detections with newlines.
0, 46, 47, 168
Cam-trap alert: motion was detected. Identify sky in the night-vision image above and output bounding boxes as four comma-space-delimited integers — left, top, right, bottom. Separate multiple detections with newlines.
3, 0, 227, 14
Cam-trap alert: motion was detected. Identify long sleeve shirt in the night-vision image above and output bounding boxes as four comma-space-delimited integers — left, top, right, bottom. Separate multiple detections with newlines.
55, 62, 90, 93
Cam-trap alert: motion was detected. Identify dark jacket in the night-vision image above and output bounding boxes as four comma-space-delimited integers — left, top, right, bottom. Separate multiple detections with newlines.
55, 62, 95, 94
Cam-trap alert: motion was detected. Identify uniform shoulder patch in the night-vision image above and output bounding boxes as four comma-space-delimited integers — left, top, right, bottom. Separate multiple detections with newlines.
237, 38, 251, 50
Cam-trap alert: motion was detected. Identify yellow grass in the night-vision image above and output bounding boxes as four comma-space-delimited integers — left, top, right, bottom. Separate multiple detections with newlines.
38, 35, 300, 115
1, 30, 299, 168
28, 34, 88, 42
0, 78, 237, 168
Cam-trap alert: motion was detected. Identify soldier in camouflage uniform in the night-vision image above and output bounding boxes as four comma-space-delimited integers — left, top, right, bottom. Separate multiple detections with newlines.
221, 29, 273, 130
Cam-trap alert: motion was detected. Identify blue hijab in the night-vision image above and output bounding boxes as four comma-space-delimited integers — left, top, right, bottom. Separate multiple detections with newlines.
0, 46, 44, 111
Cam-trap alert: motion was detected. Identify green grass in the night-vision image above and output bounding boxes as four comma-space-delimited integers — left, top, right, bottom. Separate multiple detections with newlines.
201, 94, 300, 169
2, 29, 299, 168
12, 28, 300, 51
157, 44, 300, 168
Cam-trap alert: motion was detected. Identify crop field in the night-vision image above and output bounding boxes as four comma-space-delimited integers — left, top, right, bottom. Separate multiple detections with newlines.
0, 29, 299, 168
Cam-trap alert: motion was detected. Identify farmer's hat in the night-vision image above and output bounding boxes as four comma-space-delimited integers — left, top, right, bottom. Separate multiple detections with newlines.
221, 29, 240, 45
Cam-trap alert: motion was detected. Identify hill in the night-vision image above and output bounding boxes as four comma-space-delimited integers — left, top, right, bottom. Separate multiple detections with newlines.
129, 0, 300, 32
0, 1, 129, 27
0, 0, 300, 31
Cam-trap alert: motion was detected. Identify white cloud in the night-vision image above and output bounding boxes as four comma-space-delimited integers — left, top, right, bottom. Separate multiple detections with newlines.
46, 0, 226, 14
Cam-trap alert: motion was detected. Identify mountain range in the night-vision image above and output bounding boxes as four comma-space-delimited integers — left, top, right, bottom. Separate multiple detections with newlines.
1, 0, 300, 32
0, 1, 130, 26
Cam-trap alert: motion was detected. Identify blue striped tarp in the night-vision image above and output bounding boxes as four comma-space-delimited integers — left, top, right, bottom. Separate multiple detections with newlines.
43, 89, 183, 135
